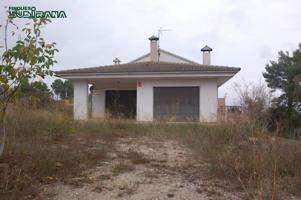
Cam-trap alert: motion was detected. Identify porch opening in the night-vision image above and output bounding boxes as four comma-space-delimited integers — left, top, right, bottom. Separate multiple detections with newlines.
105, 90, 136, 119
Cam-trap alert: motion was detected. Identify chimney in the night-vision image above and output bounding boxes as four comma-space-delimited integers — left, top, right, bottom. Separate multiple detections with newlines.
149, 35, 159, 62
113, 57, 121, 65
201, 45, 212, 65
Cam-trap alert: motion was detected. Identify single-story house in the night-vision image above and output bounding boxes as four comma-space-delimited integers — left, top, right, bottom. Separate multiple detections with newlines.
56, 36, 240, 122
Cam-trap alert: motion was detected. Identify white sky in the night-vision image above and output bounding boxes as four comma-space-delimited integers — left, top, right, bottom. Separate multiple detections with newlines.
1, 0, 301, 105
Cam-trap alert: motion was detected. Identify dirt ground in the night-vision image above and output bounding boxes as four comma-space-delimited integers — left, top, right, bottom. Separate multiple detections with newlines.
38, 136, 247, 200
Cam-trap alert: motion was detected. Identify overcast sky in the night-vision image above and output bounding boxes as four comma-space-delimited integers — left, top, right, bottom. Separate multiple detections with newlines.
1, 0, 301, 104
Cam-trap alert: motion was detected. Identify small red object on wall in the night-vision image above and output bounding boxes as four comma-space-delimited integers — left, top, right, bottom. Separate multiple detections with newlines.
137, 81, 142, 87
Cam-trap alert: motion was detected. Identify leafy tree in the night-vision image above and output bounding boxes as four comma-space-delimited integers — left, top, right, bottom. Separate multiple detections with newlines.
64, 80, 73, 99
263, 44, 301, 135
51, 79, 64, 99
0, 17, 58, 156
51, 79, 73, 100
17, 79, 52, 106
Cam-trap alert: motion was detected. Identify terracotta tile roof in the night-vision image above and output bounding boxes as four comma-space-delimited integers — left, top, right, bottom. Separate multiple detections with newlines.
56, 61, 240, 76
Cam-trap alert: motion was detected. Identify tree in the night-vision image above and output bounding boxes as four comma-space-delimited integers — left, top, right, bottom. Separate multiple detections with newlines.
0, 17, 58, 156
263, 44, 301, 135
51, 79, 64, 99
64, 80, 73, 99
233, 80, 272, 119
51, 79, 73, 100
17, 80, 52, 107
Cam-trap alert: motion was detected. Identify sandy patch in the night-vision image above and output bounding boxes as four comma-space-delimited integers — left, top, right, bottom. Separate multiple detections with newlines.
40, 137, 245, 200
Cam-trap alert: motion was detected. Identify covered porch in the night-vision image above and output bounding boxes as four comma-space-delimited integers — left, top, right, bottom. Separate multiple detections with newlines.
73, 78, 137, 120
72, 77, 221, 122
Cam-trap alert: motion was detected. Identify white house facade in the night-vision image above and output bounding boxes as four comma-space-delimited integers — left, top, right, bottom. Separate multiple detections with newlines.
57, 36, 240, 122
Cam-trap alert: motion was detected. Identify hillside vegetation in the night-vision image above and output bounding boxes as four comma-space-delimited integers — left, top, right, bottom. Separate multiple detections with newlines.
0, 105, 300, 199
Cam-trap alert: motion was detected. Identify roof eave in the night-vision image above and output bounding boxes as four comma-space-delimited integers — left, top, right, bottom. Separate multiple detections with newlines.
56, 70, 239, 80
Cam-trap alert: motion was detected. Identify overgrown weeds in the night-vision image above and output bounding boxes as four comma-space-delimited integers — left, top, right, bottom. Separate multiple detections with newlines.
112, 161, 134, 176
146, 118, 301, 199
0, 106, 300, 199
0, 106, 110, 199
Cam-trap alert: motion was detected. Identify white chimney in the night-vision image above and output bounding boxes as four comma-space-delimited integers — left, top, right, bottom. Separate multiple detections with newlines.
201, 45, 212, 65
149, 35, 159, 62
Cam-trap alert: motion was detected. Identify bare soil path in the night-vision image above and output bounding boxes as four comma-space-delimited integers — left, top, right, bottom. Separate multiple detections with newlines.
40, 137, 244, 200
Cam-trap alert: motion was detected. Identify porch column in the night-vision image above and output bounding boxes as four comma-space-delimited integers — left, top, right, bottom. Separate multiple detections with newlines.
136, 80, 153, 121
92, 89, 105, 118
73, 81, 88, 120
199, 80, 218, 122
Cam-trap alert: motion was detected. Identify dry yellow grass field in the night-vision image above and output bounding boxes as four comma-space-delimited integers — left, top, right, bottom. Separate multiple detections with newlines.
0, 106, 300, 200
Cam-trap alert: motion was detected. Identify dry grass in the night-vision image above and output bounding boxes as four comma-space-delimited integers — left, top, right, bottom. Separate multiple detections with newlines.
0, 106, 301, 199
144, 117, 301, 199
0, 107, 111, 199
117, 181, 139, 197
122, 150, 151, 165
112, 161, 134, 176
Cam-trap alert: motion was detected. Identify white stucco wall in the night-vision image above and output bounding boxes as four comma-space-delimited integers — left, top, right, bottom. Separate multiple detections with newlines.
73, 81, 88, 120
91, 89, 105, 118
136, 79, 217, 122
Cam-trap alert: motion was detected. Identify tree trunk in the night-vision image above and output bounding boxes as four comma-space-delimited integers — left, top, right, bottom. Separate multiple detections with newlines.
0, 116, 6, 157
287, 93, 294, 137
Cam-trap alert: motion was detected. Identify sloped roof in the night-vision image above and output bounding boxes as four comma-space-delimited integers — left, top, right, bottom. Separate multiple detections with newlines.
56, 61, 240, 76
129, 49, 198, 64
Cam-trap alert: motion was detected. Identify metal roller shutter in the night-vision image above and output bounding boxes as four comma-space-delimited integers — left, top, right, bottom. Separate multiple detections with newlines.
153, 87, 199, 121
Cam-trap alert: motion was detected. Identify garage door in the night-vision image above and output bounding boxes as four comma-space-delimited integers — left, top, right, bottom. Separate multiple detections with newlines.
153, 87, 199, 121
